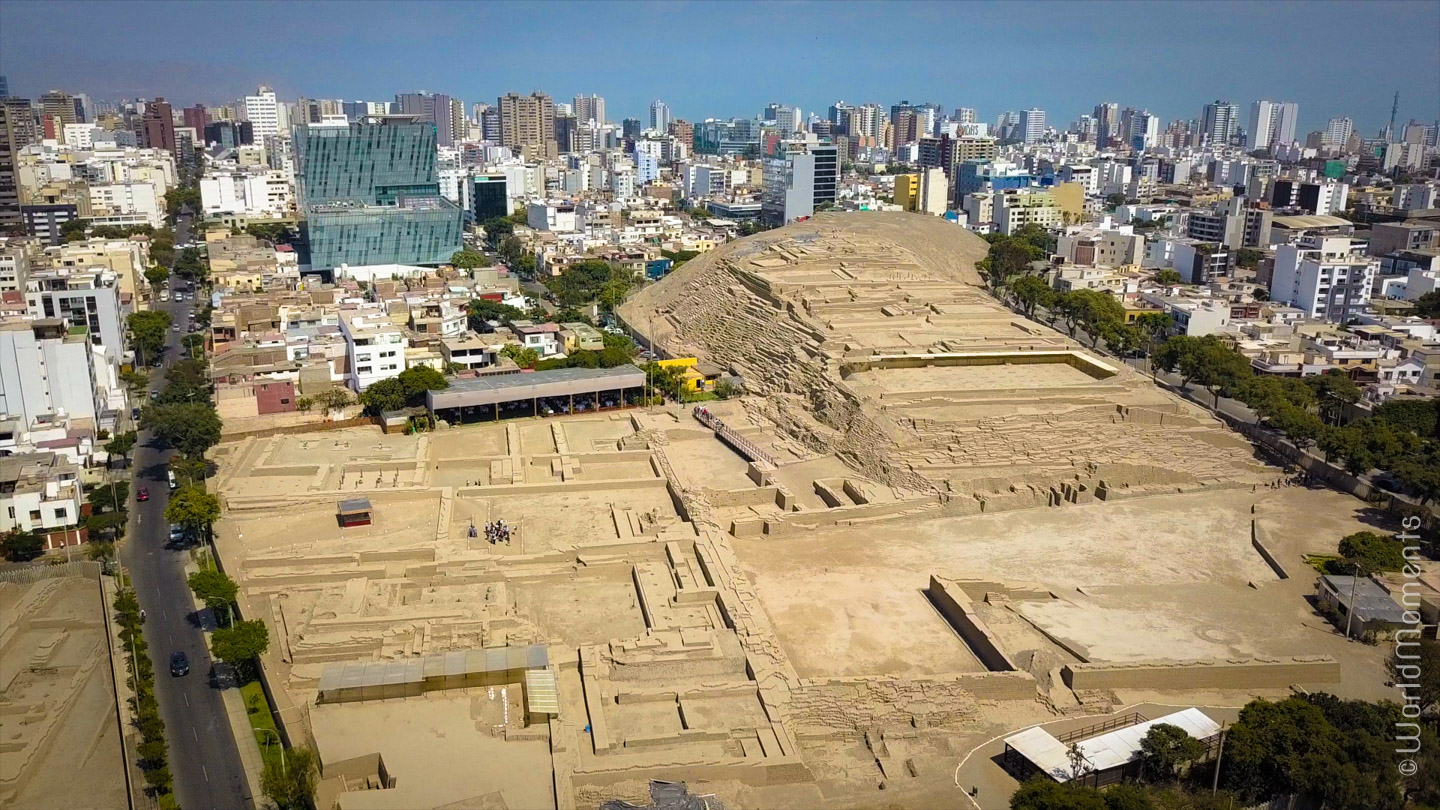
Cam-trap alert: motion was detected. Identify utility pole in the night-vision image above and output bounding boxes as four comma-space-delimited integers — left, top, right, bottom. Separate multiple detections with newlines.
1344, 562, 1360, 639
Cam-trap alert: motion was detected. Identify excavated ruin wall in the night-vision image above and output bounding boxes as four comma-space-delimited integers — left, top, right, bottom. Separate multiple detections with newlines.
786, 672, 1037, 736
1061, 657, 1342, 691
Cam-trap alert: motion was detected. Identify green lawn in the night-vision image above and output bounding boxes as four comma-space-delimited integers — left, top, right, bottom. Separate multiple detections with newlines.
240, 680, 284, 771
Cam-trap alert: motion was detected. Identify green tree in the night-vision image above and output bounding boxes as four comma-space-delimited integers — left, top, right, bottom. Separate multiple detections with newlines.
145, 265, 171, 288
172, 247, 208, 282
500, 344, 539, 369
1388, 638, 1440, 716
1009, 777, 1108, 810
105, 430, 137, 465
1152, 268, 1182, 285
1235, 247, 1266, 269
1306, 369, 1361, 424
467, 299, 526, 331
1139, 723, 1205, 780
480, 216, 515, 247
187, 569, 239, 621
60, 218, 89, 242
1411, 290, 1440, 319
1010, 275, 1054, 319
449, 249, 490, 270
397, 365, 449, 406
166, 484, 221, 540
1327, 530, 1407, 575
211, 619, 270, 681
310, 387, 353, 411
2, 529, 46, 562
126, 310, 173, 365
85, 511, 128, 544
261, 746, 319, 810
158, 357, 212, 405
142, 402, 221, 457
359, 378, 407, 415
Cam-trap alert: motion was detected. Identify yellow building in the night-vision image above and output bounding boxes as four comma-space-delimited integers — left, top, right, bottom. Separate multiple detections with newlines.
894, 174, 921, 212
1049, 182, 1086, 225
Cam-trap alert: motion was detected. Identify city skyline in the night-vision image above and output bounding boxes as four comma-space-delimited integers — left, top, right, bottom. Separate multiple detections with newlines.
3, 0, 1437, 137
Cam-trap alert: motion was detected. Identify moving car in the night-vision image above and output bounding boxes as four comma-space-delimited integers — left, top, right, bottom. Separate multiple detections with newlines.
170, 651, 190, 677
136, 487, 149, 502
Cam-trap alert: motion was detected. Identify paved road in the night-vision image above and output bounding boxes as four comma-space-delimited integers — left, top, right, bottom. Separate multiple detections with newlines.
119, 214, 253, 810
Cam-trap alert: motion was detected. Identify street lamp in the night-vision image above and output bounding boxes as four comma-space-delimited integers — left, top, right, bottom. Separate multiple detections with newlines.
254, 727, 285, 776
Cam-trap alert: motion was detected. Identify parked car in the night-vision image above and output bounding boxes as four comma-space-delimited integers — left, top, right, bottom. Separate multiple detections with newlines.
168, 524, 186, 543
136, 487, 149, 502
170, 652, 190, 677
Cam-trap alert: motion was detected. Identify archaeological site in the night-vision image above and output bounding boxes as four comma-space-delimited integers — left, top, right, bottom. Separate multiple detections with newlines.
207, 213, 1399, 809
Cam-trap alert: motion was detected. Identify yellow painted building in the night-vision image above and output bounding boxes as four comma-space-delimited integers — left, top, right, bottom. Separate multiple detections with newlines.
894, 174, 921, 212
1049, 182, 1085, 225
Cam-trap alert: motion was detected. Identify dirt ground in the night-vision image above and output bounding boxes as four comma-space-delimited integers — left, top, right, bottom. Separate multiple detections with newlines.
733, 486, 1393, 694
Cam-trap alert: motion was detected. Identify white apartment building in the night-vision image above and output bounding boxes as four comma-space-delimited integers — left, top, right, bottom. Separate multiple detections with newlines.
1271, 235, 1377, 322
0, 320, 103, 427
919, 167, 948, 216
1056, 164, 1097, 194
200, 170, 295, 218
338, 309, 407, 392
1394, 183, 1440, 212
0, 452, 84, 543
87, 181, 164, 228
527, 202, 579, 232
1056, 224, 1144, 267
245, 86, 281, 140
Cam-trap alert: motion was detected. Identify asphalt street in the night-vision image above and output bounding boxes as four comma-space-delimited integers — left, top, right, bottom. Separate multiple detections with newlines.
119, 213, 253, 810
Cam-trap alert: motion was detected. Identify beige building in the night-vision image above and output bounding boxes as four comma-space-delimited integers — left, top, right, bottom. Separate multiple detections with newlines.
498, 92, 557, 160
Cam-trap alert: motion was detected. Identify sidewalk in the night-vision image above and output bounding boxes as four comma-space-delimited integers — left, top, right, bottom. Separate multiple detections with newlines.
183, 557, 269, 810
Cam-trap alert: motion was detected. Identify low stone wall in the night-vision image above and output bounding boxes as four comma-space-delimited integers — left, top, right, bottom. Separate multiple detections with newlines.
1061, 656, 1342, 692
1251, 521, 1289, 580
787, 671, 1036, 735
925, 577, 1018, 672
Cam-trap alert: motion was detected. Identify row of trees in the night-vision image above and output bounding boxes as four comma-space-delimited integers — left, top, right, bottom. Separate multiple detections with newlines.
543, 259, 635, 310
1012, 691, 1440, 810
1153, 336, 1440, 503
114, 587, 180, 807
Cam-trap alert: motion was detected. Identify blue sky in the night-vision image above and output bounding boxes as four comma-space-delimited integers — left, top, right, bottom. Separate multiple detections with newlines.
3, 0, 1436, 136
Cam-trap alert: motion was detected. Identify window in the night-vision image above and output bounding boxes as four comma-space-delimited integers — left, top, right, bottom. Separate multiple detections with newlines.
55, 508, 67, 520
29, 510, 42, 522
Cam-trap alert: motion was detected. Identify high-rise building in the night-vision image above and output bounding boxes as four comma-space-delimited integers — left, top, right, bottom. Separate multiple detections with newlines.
622, 118, 642, 140
1201, 100, 1240, 146
0, 98, 37, 231
0, 76, 7, 99
182, 104, 208, 135
1271, 235, 1375, 322
761, 141, 838, 227
498, 92, 556, 159
669, 119, 694, 150
473, 104, 501, 143
294, 118, 463, 272
573, 95, 606, 125
1093, 102, 1119, 146
395, 92, 464, 147
245, 85, 280, 139
137, 97, 176, 154
1247, 100, 1299, 151
1017, 108, 1046, 144
554, 114, 578, 153
955, 107, 977, 125
828, 102, 853, 128
470, 174, 510, 222
1322, 117, 1354, 154
649, 100, 671, 133
890, 101, 920, 148
39, 91, 77, 131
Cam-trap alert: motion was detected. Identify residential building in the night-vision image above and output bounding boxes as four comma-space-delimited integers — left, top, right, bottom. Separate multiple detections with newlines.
138, 97, 176, 154
1247, 100, 1299, 150
573, 95, 606, 125
0, 319, 103, 427
650, 100, 672, 133
395, 92, 464, 148
919, 167, 948, 215
1186, 197, 1273, 249
1172, 240, 1233, 285
1017, 108, 1046, 144
200, 169, 294, 218
498, 92, 556, 160
244, 85, 280, 140
24, 265, 128, 368
1271, 235, 1377, 321
994, 189, 1061, 235
1056, 224, 1144, 268
894, 174, 921, 212
0, 452, 84, 547
1322, 117, 1353, 154
760, 141, 838, 227
1201, 100, 1240, 145
1369, 221, 1438, 256
1393, 184, 1440, 211
1, 98, 39, 232
338, 308, 407, 391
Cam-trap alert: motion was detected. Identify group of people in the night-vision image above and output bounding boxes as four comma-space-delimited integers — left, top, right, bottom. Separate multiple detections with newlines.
483, 520, 511, 545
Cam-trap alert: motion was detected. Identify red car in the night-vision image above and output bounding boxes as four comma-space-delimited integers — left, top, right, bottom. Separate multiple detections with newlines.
136, 487, 149, 502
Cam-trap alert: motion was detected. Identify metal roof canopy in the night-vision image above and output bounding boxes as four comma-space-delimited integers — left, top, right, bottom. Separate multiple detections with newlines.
1004, 708, 1221, 782
337, 497, 373, 515
318, 644, 550, 696
427, 364, 645, 410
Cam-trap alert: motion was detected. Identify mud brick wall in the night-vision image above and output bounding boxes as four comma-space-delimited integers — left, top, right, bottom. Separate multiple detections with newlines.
1062, 657, 1341, 691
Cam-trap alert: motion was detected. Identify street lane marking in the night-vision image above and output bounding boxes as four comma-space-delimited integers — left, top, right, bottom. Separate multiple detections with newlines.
202, 765, 209, 782
183, 693, 189, 707
192, 726, 199, 741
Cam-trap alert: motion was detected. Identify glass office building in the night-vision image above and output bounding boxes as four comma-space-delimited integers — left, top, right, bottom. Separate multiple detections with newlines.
294, 118, 462, 271
304, 198, 464, 271
471, 174, 509, 222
